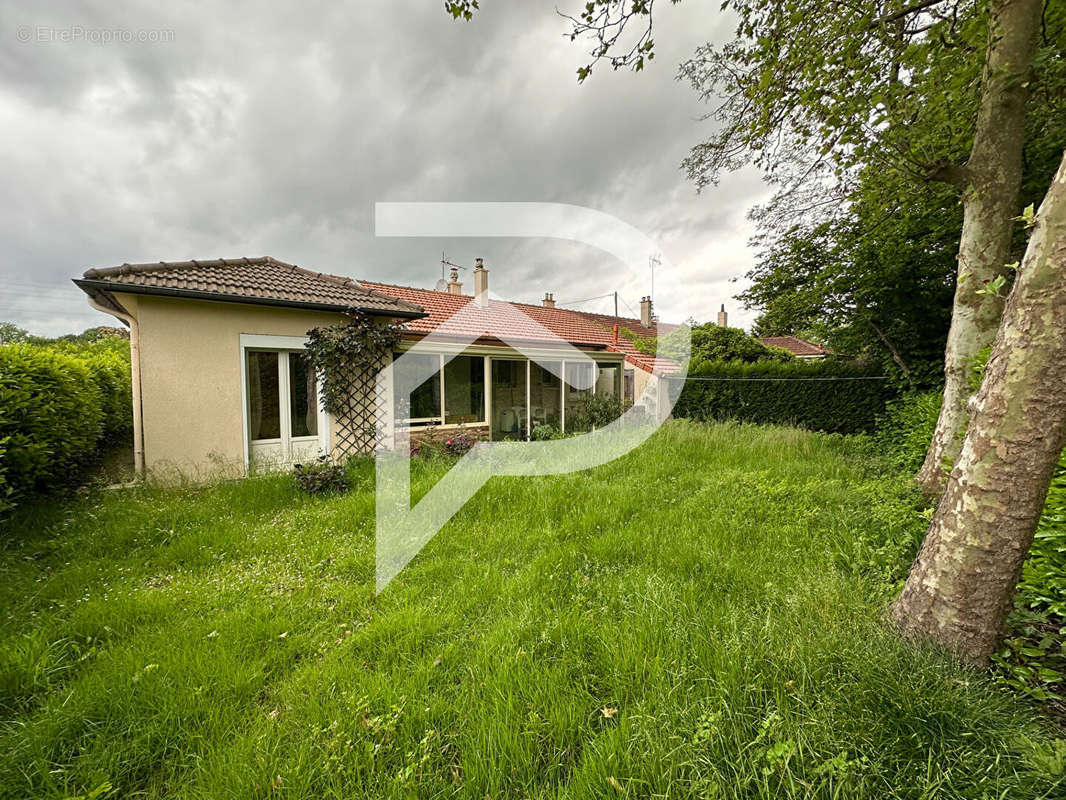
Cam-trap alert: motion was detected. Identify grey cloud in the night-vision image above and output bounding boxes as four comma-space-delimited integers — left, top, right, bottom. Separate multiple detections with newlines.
0, 0, 768, 335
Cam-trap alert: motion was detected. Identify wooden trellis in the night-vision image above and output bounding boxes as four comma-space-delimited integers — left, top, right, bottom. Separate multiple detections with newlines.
303, 312, 404, 459
330, 349, 392, 457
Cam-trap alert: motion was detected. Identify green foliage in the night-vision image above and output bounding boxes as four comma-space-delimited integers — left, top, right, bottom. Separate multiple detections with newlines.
0, 322, 30, 345
638, 322, 792, 365
304, 313, 403, 417
530, 423, 563, 441
873, 376, 1066, 714
873, 391, 943, 474
741, 181, 961, 389
673, 360, 897, 434
1, 421, 1063, 797
292, 456, 350, 495
0, 337, 132, 506
0, 344, 104, 498
568, 393, 626, 430
993, 451, 1066, 711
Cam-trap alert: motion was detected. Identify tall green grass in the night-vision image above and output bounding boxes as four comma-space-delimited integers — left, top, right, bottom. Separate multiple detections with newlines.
0, 421, 1063, 798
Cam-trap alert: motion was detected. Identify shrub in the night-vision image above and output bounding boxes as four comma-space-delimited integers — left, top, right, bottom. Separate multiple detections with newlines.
293, 456, 349, 495
530, 424, 562, 441
569, 394, 626, 431
671, 359, 897, 435
873, 391, 943, 473
0, 344, 105, 497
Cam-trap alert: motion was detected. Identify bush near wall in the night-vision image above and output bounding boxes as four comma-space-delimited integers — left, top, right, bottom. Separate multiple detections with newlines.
670, 359, 897, 435
0, 339, 132, 505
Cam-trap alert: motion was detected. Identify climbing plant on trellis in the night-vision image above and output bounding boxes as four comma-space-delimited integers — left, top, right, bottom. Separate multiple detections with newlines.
305, 312, 404, 457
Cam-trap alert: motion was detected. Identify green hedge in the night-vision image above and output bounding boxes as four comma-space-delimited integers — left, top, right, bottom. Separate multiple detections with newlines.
669, 359, 898, 435
0, 340, 131, 505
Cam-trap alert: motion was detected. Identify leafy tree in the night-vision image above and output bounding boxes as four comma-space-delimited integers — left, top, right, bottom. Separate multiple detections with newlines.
0, 322, 30, 345
893, 147, 1066, 663
631, 321, 793, 364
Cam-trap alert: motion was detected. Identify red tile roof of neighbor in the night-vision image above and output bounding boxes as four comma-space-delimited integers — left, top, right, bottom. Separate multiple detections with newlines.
757, 335, 831, 357
75, 257, 425, 317
359, 280, 682, 375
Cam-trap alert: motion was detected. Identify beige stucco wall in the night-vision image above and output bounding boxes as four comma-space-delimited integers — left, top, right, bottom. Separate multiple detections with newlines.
115, 293, 347, 479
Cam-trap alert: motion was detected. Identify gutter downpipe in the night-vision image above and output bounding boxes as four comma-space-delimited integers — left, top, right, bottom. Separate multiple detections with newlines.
86, 296, 144, 476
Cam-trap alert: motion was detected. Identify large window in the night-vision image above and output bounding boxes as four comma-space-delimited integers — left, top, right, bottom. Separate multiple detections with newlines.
395, 352, 486, 427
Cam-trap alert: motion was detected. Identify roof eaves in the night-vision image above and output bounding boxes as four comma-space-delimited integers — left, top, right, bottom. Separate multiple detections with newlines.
72, 279, 429, 319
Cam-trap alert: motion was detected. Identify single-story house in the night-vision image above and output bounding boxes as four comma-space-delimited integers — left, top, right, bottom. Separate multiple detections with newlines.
74, 256, 678, 477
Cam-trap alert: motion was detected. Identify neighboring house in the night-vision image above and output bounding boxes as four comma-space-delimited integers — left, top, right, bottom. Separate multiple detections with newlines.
73, 256, 678, 477
755, 335, 833, 360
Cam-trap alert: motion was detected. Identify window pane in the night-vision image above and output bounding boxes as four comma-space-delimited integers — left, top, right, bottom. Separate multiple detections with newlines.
595, 363, 620, 398
444, 355, 485, 424
564, 361, 594, 433
247, 351, 281, 440
529, 360, 561, 430
289, 353, 318, 438
395, 352, 441, 425
491, 359, 528, 440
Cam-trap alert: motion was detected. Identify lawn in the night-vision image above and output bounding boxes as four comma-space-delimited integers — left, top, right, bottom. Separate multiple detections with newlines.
1, 420, 1064, 799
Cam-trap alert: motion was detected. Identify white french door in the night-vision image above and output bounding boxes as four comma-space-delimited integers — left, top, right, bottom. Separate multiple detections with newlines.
245, 349, 325, 470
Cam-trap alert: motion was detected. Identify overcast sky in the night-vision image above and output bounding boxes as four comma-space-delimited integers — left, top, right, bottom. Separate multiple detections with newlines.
0, 0, 770, 336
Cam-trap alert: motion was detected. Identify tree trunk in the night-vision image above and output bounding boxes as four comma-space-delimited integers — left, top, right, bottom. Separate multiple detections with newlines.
892, 149, 1066, 665
916, 0, 1042, 496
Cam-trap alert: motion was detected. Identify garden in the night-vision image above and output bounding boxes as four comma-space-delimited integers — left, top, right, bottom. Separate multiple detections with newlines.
1, 415, 1065, 798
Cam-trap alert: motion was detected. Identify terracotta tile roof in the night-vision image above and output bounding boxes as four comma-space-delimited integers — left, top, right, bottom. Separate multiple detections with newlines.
757, 335, 831, 357
75, 257, 425, 317
360, 281, 682, 375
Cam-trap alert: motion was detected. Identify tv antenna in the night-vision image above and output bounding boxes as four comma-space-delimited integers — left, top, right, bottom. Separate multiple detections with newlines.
649, 253, 661, 300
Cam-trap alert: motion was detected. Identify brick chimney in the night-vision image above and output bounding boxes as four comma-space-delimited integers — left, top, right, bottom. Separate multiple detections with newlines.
717, 304, 728, 327
640, 296, 653, 327
447, 267, 463, 295
542, 292, 555, 308
473, 258, 488, 307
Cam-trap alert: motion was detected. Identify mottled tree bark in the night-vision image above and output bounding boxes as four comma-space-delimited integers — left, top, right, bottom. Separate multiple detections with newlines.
893, 149, 1066, 664
916, 0, 1042, 496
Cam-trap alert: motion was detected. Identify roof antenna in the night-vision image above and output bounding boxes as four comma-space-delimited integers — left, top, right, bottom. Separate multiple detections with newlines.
649, 253, 661, 301
436, 252, 467, 292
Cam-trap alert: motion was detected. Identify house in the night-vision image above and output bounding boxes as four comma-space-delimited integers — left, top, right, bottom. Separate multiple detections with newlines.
73, 256, 678, 477
755, 335, 833, 360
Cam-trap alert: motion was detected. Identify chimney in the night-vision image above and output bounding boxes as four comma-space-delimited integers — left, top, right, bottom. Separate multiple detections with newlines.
640, 296, 653, 327
613, 324, 619, 344
542, 292, 555, 308
473, 258, 488, 307
717, 304, 728, 327
447, 267, 463, 295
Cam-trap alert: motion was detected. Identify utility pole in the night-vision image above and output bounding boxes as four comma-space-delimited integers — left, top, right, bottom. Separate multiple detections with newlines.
614, 291, 618, 317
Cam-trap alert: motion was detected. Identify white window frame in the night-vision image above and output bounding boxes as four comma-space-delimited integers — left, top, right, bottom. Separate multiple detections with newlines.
395, 350, 489, 429
239, 334, 329, 473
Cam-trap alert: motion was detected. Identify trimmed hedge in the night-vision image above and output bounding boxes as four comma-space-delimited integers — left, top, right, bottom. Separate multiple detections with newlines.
0, 340, 131, 505
670, 359, 898, 435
